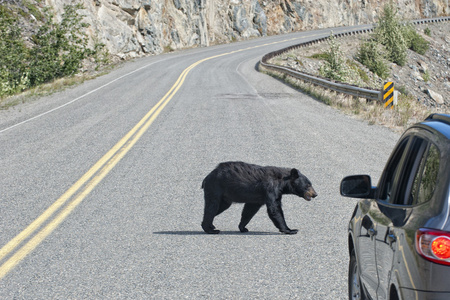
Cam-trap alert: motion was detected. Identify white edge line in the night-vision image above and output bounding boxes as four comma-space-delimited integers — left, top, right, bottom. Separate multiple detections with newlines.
0, 60, 162, 134
1, 33, 310, 134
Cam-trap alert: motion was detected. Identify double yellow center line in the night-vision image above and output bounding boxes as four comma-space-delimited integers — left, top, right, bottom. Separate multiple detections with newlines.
0, 55, 204, 279
0, 37, 302, 279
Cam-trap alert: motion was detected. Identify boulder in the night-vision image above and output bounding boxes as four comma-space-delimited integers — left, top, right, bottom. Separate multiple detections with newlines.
427, 89, 444, 105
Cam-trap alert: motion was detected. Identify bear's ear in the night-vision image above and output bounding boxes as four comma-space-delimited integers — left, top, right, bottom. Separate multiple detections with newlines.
290, 168, 300, 179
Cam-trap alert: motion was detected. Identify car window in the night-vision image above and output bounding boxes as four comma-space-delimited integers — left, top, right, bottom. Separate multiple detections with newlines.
410, 143, 440, 205
378, 137, 410, 203
398, 137, 428, 205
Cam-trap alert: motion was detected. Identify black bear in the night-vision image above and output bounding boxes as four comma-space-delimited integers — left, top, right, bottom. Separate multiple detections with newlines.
201, 161, 317, 234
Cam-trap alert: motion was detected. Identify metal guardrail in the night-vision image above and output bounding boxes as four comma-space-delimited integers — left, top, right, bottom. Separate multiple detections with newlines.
260, 63, 382, 101
260, 16, 450, 102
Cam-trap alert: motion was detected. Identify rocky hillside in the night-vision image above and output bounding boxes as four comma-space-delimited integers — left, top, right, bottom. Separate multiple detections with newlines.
16, 0, 450, 59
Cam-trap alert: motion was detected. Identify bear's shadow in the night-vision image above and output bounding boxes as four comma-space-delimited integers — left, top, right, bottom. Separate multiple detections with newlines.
153, 231, 281, 236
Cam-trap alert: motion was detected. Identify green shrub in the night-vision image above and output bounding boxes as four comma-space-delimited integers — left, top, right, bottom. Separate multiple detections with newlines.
424, 27, 431, 36
0, 6, 30, 97
1, 3, 106, 98
319, 33, 348, 81
29, 4, 95, 85
374, 2, 408, 66
410, 35, 429, 55
24, 1, 44, 21
356, 39, 390, 79
402, 24, 429, 55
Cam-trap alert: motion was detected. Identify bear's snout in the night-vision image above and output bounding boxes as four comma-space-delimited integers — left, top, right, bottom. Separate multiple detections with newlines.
304, 187, 317, 201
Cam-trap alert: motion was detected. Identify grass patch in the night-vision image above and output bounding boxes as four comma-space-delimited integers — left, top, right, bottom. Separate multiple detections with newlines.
309, 52, 330, 60
0, 62, 117, 110
396, 85, 410, 96
348, 60, 370, 83
422, 70, 430, 82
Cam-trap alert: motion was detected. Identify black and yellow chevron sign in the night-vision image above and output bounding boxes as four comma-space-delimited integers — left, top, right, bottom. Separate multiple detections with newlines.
383, 81, 395, 109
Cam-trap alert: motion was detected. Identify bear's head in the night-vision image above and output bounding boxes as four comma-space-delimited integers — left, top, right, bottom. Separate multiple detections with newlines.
289, 168, 317, 201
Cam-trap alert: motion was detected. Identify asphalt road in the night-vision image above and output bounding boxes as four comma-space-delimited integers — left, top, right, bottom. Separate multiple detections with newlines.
0, 26, 400, 299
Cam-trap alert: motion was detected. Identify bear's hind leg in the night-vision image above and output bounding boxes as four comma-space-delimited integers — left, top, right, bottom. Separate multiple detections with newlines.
202, 192, 222, 234
202, 199, 231, 233
216, 200, 231, 216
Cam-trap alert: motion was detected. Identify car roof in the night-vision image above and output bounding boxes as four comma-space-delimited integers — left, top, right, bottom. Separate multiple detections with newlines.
416, 114, 450, 140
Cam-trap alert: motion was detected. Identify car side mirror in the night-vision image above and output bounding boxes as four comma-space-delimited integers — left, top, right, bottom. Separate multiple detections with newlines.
340, 175, 375, 199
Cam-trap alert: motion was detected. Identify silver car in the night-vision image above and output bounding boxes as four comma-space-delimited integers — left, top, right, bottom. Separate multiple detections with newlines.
340, 114, 450, 300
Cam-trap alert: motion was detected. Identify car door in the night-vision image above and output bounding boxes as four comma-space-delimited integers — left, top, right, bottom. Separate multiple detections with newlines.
373, 134, 440, 299
355, 136, 411, 299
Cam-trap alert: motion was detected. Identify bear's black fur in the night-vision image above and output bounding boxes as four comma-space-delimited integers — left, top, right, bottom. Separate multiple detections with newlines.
201, 161, 317, 234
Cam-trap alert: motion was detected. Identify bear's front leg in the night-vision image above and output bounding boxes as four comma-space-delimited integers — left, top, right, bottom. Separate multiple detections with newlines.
266, 201, 298, 235
239, 203, 263, 232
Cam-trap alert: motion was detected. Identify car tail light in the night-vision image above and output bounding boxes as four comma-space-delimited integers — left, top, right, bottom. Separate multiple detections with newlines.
416, 229, 450, 266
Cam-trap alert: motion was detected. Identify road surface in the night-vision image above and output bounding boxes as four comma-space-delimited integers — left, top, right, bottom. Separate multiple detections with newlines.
0, 26, 399, 299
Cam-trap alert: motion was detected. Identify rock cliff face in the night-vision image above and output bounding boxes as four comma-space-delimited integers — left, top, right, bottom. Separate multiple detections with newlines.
44, 0, 449, 59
